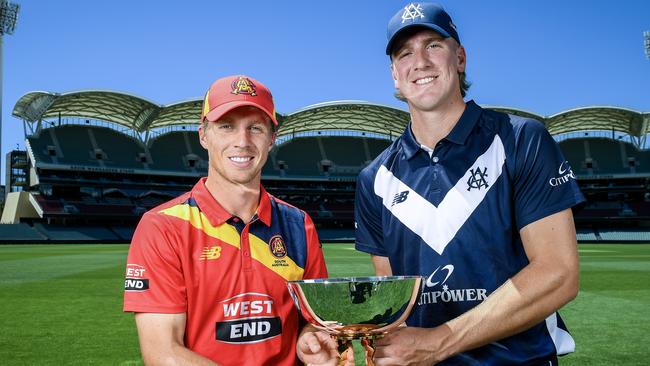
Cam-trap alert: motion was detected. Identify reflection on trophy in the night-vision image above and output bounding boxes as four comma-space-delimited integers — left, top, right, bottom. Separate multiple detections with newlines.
288, 276, 422, 365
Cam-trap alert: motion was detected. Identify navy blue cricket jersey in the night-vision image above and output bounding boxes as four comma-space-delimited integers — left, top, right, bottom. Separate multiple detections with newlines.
355, 101, 585, 365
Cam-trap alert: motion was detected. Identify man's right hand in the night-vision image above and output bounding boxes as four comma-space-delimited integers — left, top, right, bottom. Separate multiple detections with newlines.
297, 325, 354, 366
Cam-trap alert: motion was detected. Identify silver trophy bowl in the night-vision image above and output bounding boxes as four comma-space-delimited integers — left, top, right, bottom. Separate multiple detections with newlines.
288, 276, 422, 365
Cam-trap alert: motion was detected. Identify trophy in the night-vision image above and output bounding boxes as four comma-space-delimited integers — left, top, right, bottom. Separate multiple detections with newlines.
288, 276, 422, 365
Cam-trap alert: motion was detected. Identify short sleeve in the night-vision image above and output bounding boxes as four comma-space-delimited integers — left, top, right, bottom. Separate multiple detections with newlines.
123, 213, 187, 313
354, 167, 386, 256
302, 213, 328, 280
512, 120, 585, 230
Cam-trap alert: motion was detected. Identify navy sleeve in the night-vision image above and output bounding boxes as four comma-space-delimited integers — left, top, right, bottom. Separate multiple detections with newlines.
354, 166, 387, 256
512, 119, 585, 230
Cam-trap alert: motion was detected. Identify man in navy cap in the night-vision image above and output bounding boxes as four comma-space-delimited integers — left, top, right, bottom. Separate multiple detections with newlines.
354, 2, 584, 365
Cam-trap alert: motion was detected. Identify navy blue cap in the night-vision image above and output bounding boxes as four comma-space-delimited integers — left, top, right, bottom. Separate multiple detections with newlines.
386, 2, 460, 55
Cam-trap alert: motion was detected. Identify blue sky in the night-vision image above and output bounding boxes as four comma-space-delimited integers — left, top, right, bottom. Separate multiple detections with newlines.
2, 0, 649, 183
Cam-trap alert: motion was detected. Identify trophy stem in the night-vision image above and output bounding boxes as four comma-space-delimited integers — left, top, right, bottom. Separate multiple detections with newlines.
334, 336, 379, 366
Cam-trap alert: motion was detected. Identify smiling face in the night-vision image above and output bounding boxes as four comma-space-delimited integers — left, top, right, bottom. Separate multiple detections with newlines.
199, 106, 275, 189
390, 28, 466, 113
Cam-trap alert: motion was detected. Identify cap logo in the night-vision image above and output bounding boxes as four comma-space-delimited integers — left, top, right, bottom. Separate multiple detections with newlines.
231, 76, 257, 96
401, 3, 425, 23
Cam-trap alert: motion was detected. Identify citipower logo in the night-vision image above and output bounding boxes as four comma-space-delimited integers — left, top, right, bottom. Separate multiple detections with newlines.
549, 161, 576, 187
419, 264, 488, 306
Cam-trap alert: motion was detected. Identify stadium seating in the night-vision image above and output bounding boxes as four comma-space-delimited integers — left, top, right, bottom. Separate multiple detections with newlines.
366, 138, 391, 162
575, 228, 598, 241
0, 223, 47, 242
149, 131, 199, 172
110, 226, 137, 241
50, 126, 99, 166
26, 128, 58, 165
622, 143, 650, 174
585, 138, 629, 175
89, 127, 147, 169
33, 223, 121, 241
273, 137, 324, 176
321, 136, 367, 166
558, 139, 586, 174
598, 229, 650, 242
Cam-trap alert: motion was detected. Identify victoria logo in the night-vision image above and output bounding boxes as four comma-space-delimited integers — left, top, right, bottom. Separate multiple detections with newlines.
467, 167, 489, 191
401, 3, 425, 23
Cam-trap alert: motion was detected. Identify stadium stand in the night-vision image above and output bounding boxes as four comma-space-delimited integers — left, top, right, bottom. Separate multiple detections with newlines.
0, 223, 46, 242
32, 223, 121, 242
4, 92, 650, 243
90, 126, 147, 169
597, 229, 650, 242
273, 137, 324, 177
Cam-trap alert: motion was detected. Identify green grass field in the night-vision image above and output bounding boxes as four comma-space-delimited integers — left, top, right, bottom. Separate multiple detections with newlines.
0, 243, 648, 365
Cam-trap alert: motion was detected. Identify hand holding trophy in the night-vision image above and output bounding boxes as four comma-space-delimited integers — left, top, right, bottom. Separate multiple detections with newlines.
288, 276, 422, 365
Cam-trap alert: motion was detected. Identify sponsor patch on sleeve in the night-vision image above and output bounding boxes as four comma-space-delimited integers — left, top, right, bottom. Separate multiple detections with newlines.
124, 263, 149, 292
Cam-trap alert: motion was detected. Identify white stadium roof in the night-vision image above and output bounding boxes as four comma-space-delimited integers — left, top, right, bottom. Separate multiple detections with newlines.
13, 90, 650, 138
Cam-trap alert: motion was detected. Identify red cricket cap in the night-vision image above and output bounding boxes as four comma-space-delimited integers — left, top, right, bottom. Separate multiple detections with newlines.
200, 75, 278, 125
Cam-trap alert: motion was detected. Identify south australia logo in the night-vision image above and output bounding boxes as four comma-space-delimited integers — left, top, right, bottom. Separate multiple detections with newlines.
269, 235, 287, 258
231, 76, 257, 96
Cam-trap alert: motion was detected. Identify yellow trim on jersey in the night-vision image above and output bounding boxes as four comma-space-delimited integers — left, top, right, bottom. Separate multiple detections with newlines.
248, 233, 305, 281
160, 202, 305, 281
159, 204, 240, 249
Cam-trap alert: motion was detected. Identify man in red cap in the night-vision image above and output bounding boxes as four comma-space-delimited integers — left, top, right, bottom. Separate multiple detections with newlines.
123, 75, 350, 365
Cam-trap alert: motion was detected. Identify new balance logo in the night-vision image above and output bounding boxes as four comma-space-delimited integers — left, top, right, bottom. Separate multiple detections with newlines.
467, 167, 489, 191
200, 245, 222, 260
391, 191, 410, 206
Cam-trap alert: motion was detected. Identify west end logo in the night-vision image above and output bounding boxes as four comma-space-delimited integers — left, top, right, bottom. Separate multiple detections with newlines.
269, 235, 287, 259
419, 264, 488, 306
467, 166, 489, 191
124, 263, 149, 292
231, 76, 257, 96
401, 3, 425, 23
549, 161, 576, 187
216, 293, 282, 344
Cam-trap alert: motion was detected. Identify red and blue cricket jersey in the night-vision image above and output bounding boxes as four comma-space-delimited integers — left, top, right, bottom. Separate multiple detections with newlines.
124, 178, 328, 365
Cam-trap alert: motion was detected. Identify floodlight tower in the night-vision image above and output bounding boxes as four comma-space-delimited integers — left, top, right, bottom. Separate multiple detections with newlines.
0, 0, 19, 193
645, 31, 650, 60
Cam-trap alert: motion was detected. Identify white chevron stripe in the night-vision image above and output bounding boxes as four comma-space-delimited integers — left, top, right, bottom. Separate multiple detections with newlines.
374, 135, 506, 255
545, 312, 575, 355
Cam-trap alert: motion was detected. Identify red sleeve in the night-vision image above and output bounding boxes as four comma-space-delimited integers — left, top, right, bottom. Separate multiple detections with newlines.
123, 212, 187, 313
302, 213, 328, 280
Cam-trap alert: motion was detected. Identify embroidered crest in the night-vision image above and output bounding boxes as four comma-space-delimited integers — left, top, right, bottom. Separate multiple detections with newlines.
401, 3, 425, 23
467, 167, 489, 191
231, 76, 257, 96
269, 235, 287, 258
